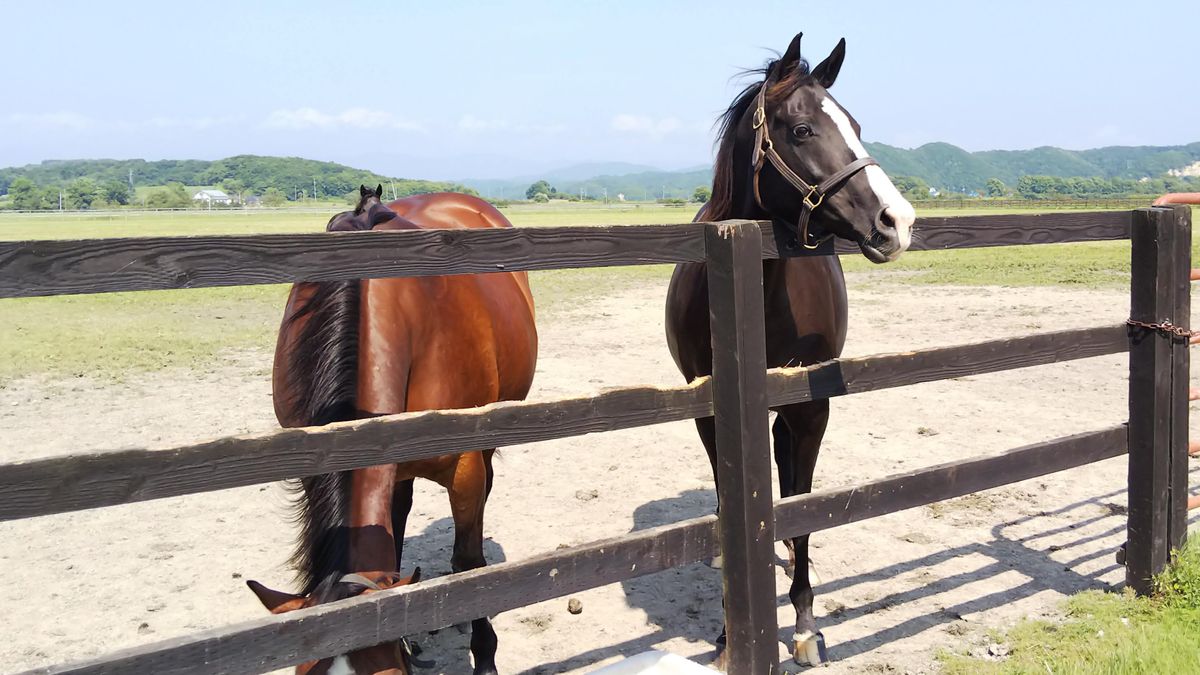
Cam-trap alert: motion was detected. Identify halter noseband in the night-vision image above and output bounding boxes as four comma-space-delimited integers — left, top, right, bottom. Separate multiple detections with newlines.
750, 83, 879, 249
336, 574, 427, 665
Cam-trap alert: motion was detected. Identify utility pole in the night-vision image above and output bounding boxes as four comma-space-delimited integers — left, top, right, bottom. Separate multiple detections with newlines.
390, 181, 397, 201
128, 168, 134, 193
313, 178, 318, 202
603, 187, 608, 204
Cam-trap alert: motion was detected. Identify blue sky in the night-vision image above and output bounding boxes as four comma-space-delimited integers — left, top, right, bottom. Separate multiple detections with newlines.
2, 1, 1197, 179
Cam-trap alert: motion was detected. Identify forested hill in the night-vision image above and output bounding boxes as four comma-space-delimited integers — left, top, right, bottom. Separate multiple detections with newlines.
862, 141, 1200, 192
0, 155, 473, 200
460, 141, 1200, 200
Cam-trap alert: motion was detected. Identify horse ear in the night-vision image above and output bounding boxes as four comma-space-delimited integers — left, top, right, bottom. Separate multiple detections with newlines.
768, 32, 804, 84
360, 184, 368, 197
246, 580, 307, 614
811, 38, 847, 89
376, 184, 384, 198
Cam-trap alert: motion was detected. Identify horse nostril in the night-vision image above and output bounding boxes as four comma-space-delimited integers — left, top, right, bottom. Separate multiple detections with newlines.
877, 208, 898, 232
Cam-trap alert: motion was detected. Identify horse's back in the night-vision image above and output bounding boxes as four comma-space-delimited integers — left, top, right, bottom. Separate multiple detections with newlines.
361, 193, 537, 411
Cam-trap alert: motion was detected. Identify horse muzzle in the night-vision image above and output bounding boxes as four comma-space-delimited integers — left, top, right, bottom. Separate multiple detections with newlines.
860, 205, 914, 264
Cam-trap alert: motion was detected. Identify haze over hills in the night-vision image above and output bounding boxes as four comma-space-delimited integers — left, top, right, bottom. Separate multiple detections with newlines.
460, 141, 1200, 199
3, 141, 1198, 205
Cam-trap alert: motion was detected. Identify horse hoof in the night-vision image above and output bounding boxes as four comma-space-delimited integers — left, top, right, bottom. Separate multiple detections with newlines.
793, 630, 827, 666
1115, 542, 1127, 566
709, 554, 723, 570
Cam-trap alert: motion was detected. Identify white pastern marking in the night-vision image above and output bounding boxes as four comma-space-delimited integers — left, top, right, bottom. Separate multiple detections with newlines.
820, 97, 915, 254
327, 655, 355, 675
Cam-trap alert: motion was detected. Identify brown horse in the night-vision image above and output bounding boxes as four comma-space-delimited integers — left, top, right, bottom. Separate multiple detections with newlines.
665, 34, 914, 666
248, 186, 538, 675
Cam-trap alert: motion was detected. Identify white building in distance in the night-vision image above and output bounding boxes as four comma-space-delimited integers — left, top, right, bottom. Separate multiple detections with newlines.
192, 189, 232, 205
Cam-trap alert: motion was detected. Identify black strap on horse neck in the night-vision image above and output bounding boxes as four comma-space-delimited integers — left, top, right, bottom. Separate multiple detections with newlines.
750, 83, 878, 250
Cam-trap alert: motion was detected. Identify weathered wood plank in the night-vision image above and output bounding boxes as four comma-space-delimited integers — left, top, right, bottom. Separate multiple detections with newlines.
28, 515, 721, 675
0, 325, 1127, 522
827, 210, 1131, 254
0, 224, 708, 298
774, 425, 1127, 540
1126, 206, 1191, 594
0, 380, 712, 522
0, 212, 1131, 299
27, 425, 1126, 675
705, 221, 777, 675
767, 324, 1129, 406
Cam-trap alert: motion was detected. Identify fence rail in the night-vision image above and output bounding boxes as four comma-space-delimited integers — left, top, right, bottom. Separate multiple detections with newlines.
4, 207, 1191, 675
909, 197, 1157, 210
0, 211, 1131, 299
0, 324, 1128, 522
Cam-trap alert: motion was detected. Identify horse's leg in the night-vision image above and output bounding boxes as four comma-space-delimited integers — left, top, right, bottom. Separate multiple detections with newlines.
391, 479, 415, 570
447, 450, 498, 675
777, 401, 829, 666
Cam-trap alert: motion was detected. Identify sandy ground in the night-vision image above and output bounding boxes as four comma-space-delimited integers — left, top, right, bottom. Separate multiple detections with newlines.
2, 273, 1199, 675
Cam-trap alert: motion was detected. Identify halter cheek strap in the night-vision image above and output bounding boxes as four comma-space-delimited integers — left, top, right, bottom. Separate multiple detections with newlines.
750, 84, 879, 249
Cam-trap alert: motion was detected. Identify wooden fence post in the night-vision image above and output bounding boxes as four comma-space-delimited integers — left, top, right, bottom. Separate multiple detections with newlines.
1127, 205, 1192, 595
705, 220, 778, 674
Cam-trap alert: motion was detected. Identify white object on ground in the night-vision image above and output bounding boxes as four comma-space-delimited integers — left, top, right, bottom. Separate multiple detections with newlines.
589, 650, 718, 674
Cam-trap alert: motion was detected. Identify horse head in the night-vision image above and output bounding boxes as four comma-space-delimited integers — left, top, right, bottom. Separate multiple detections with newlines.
727, 33, 915, 262
247, 569, 421, 674
356, 184, 385, 216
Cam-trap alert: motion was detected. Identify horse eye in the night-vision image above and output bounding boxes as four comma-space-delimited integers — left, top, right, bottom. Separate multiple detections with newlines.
791, 124, 813, 139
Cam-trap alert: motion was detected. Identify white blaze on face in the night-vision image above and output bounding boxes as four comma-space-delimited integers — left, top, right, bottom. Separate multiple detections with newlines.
819, 96, 916, 256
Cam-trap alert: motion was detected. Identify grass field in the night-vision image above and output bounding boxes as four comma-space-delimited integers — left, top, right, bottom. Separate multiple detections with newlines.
940, 536, 1200, 674
0, 204, 1196, 381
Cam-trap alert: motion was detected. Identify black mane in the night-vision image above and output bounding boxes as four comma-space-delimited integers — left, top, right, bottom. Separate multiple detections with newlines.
707, 56, 810, 220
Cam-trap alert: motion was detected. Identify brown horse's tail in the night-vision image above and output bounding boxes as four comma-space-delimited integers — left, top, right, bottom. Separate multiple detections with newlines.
280, 279, 361, 595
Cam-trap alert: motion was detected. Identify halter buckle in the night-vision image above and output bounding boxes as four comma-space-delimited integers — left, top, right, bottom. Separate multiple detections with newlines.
801, 232, 832, 250
752, 106, 766, 129
803, 187, 824, 210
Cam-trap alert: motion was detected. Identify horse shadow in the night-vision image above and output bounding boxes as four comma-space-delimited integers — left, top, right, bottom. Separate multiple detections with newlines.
527, 466, 1200, 674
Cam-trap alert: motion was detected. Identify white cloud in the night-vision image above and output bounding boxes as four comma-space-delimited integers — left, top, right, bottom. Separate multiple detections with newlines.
148, 115, 241, 130
610, 114, 704, 140
456, 115, 567, 136
514, 121, 568, 135
3, 112, 95, 130
263, 107, 424, 132
458, 114, 508, 132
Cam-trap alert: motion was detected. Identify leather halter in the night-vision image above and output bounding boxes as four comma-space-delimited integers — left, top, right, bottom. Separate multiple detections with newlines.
750, 83, 879, 249
336, 574, 426, 665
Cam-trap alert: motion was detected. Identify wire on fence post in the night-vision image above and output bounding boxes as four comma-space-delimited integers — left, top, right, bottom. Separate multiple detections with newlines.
705, 220, 779, 674
1126, 205, 1192, 594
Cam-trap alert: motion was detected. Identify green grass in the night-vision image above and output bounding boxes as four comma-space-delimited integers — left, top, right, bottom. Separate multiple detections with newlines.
0, 205, 689, 382
0, 204, 1194, 381
940, 537, 1200, 675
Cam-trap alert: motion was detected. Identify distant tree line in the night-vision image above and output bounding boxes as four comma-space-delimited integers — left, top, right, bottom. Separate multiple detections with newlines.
0, 155, 476, 209
6, 176, 132, 210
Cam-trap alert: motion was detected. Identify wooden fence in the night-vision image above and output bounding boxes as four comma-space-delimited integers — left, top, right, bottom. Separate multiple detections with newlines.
0, 207, 1191, 675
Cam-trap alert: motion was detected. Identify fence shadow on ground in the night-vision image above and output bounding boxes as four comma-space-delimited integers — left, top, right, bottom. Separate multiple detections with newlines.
521, 466, 1200, 673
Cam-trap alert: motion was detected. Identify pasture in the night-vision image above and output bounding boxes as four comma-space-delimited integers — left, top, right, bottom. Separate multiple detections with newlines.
1, 204, 1198, 674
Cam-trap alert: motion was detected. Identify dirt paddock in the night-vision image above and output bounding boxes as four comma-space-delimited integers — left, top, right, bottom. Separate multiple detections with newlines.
3, 274, 1198, 674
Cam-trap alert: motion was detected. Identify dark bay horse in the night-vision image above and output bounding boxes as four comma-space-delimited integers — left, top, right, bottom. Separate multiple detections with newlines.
664, 34, 915, 666
248, 186, 538, 675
